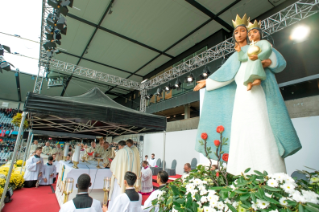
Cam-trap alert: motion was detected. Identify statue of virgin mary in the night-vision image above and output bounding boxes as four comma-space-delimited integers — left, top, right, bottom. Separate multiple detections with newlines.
194, 14, 302, 175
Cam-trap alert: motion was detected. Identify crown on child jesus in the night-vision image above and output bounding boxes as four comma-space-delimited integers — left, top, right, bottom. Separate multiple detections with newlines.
247, 20, 262, 31
232, 14, 250, 28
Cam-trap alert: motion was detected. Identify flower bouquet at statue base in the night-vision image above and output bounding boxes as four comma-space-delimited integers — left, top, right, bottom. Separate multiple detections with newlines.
147, 125, 319, 212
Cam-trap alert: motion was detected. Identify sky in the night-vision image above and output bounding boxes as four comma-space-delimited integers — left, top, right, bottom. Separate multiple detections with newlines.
0, 0, 42, 75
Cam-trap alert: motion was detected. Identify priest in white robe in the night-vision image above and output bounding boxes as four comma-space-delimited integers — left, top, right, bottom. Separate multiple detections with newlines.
95, 138, 105, 158
126, 139, 141, 191
101, 142, 114, 168
42, 142, 52, 155
140, 161, 153, 194
109, 140, 134, 210
40, 156, 56, 185
105, 171, 142, 212
60, 174, 103, 212
142, 171, 168, 212
51, 143, 63, 161
29, 140, 41, 157
24, 147, 44, 188
148, 154, 156, 167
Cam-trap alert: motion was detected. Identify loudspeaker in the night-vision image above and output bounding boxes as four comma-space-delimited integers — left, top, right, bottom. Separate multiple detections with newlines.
139, 135, 144, 141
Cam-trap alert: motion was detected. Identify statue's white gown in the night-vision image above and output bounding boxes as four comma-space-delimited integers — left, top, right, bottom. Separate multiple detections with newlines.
206, 53, 286, 175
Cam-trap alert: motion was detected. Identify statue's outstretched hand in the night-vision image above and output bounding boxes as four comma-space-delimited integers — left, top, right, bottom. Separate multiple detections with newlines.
194, 80, 206, 91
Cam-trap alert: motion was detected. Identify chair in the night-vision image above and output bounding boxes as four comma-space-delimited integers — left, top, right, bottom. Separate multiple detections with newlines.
291, 171, 308, 182
151, 158, 162, 176
165, 160, 177, 176
191, 158, 197, 170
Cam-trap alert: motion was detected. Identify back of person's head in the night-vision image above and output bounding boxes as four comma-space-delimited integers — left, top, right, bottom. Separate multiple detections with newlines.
48, 156, 53, 161
124, 171, 137, 186
126, 139, 133, 145
157, 171, 169, 184
143, 161, 148, 166
118, 140, 126, 147
77, 174, 91, 190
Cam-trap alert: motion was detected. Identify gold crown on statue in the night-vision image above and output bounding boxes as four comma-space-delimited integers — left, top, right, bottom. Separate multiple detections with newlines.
232, 14, 250, 28
247, 20, 262, 31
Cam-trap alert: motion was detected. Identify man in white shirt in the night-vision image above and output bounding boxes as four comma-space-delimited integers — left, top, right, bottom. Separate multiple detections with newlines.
148, 154, 156, 167
182, 163, 191, 181
104, 171, 142, 212
60, 174, 103, 212
142, 171, 168, 212
141, 161, 153, 194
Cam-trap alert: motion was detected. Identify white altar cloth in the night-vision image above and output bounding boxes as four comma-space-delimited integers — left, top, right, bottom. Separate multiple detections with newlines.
55, 160, 112, 207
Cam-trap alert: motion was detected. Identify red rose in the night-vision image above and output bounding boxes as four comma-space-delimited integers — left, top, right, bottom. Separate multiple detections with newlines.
214, 140, 220, 147
216, 172, 219, 177
222, 153, 229, 162
216, 125, 224, 133
201, 133, 208, 140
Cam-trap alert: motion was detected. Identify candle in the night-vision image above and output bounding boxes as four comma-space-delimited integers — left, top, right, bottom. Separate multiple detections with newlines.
63, 144, 69, 157
63, 177, 74, 194
73, 145, 80, 162
103, 177, 110, 190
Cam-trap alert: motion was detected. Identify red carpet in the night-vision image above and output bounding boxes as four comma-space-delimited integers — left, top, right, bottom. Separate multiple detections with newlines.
142, 194, 150, 205
3, 186, 60, 212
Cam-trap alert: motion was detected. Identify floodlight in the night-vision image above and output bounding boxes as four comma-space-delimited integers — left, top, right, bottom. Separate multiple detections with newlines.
61, 0, 74, 7
155, 87, 162, 96
45, 33, 54, 40
174, 78, 181, 88
46, 13, 58, 27
187, 73, 194, 83
145, 94, 153, 100
164, 83, 172, 91
200, 66, 211, 79
0, 61, 11, 72
290, 25, 310, 43
43, 41, 57, 51
45, 25, 54, 33
56, 16, 67, 31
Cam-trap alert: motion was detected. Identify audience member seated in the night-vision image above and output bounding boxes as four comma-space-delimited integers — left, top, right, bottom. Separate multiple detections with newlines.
142, 171, 168, 212
60, 174, 103, 212
182, 163, 191, 181
104, 171, 143, 212
148, 154, 156, 167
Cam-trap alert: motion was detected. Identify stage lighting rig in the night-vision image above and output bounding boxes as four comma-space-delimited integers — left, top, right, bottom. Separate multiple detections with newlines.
164, 83, 173, 92
174, 78, 181, 89
48, 0, 74, 16
200, 66, 211, 80
186, 73, 195, 83
154, 87, 162, 96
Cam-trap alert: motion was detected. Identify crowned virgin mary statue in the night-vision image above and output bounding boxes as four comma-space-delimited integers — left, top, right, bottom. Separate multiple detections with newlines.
194, 14, 302, 175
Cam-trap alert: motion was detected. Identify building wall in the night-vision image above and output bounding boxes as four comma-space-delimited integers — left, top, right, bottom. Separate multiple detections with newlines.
0, 99, 23, 110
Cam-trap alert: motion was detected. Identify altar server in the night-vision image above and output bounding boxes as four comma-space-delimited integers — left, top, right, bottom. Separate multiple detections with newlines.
40, 156, 56, 185
141, 161, 153, 194
24, 147, 43, 188
102, 142, 114, 168
42, 142, 52, 155
126, 139, 141, 190
51, 143, 63, 161
108, 141, 134, 209
105, 171, 142, 212
142, 171, 168, 212
149, 154, 156, 167
59, 174, 102, 212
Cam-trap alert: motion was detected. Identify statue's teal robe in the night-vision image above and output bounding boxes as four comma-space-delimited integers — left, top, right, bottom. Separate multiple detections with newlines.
195, 45, 302, 160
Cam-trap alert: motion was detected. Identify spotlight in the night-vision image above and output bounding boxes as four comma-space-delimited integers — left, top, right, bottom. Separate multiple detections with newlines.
43, 41, 57, 51
45, 25, 54, 33
290, 25, 310, 43
0, 61, 11, 72
164, 83, 172, 92
56, 16, 67, 31
155, 87, 162, 96
45, 33, 54, 40
187, 73, 194, 83
145, 94, 153, 100
174, 78, 181, 89
46, 13, 58, 27
200, 66, 211, 79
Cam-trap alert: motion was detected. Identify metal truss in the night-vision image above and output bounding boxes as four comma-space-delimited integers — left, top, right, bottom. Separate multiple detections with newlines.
142, 0, 319, 90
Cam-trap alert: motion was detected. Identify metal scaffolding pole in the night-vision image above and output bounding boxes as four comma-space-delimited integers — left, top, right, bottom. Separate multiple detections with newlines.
162, 131, 166, 171
21, 131, 33, 174
0, 112, 27, 211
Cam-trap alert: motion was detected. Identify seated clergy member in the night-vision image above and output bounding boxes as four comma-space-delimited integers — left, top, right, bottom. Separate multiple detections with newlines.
105, 171, 143, 212
42, 142, 52, 155
142, 171, 168, 212
149, 154, 156, 167
24, 147, 43, 188
40, 156, 56, 186
60, 174, 103, 212
141, 161, 153, 194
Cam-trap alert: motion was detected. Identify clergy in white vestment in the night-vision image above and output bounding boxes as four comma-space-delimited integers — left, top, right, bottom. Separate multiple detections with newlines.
59, 174, 103, 212
85, 142, 96, 160
29, 140, 41, 157
24, 147, 43, 188
40, 156, 56, 185
42, 142, 52, 155
126, 139, 141, 191
105, 171, 142, 212
101, 142, 114, 168
95, 138, 105, 158
51, 144, 63, 161
142, 170, 168, 212
140, 161, 153, 194
108, 141, 134, 210
148, 154, 156, 167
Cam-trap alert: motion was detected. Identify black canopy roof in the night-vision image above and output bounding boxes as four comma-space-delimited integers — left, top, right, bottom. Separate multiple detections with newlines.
24, 88, 166, 136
